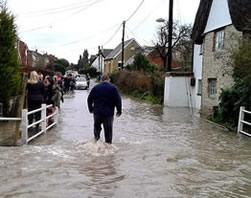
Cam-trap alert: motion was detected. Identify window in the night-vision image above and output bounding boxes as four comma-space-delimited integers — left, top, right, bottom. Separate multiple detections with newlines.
214, 29, 224, 51
197, 79, 202, 95
199, 43, 204, 55
208, 78, 217, 97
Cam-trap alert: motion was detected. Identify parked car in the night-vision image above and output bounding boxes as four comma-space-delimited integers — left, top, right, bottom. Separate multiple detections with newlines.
75, 76, 88, 90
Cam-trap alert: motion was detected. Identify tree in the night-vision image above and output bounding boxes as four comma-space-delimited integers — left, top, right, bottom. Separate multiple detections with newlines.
82, 49, 89, 68
174, 25, 193, 71
77, 49, 89, 71
126, 53, 155, 74
53, 58, 69, 75
154, 21, 192, 71
77, 55, 83, 70
0, 1, 21, 116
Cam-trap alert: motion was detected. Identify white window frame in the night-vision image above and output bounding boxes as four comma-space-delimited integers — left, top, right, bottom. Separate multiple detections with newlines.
208, 78, 217, 98
214, 29, 224, 51
199, 43, 204, 55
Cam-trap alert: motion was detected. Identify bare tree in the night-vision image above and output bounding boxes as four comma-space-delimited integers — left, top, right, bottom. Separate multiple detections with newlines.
154, 21, 192, 71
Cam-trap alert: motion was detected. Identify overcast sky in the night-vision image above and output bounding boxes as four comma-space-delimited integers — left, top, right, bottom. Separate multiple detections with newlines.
7, 0, 200, 64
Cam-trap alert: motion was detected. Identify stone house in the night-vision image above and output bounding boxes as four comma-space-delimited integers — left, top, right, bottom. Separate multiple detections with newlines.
191, 0, 251, 116
104, 38, 141, 74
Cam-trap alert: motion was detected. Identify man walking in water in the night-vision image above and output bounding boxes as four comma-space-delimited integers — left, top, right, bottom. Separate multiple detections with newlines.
87, 74, 122, 144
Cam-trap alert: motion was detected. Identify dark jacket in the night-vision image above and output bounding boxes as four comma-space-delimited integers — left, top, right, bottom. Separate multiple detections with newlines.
87, 82, 122, 117
26, 82, 44, 102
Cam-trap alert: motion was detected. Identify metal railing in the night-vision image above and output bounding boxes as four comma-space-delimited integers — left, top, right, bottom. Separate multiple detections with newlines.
237, 106, 251, 137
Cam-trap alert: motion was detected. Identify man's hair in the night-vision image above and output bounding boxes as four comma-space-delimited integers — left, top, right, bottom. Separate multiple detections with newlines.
101, 74, 110, 82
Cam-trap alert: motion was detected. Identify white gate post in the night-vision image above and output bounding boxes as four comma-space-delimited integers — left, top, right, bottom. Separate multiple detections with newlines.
41, 104, 47, 133
55, 107, 59, 124
21, 109, 28, 144
237, 106, 245, 134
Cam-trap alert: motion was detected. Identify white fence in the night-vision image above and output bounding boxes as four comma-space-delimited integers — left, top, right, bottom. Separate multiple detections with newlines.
237, 106, 251, 137
0, 104, 58, 144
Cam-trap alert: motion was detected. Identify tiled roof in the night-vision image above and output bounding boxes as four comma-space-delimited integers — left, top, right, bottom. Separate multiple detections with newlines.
105, 38, 135, 60
101, 49, 113, 57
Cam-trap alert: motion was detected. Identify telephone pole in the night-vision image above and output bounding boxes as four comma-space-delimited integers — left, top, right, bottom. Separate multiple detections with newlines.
167, 0, 173, 72
98, 46, 101, 75
121, 20, 126, 70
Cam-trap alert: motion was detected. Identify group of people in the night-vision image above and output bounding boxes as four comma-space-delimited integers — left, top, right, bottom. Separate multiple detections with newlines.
26, 71, 64, 130
63, 74, 76, 94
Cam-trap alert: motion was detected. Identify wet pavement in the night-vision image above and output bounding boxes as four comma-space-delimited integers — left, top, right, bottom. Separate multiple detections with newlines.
0, 85, 251, 198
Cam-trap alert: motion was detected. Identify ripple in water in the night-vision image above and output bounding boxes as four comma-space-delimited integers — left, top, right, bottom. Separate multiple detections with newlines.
77, 140, 118, 157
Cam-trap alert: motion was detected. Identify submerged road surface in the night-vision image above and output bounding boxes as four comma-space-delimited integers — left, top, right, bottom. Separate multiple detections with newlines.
0, 88, 251, 197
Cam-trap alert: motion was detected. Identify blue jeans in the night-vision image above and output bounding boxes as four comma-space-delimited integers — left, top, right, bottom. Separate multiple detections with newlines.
94, 115, 114, 144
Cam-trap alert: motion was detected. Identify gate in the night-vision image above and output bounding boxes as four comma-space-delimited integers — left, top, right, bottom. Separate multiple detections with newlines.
237, 106, 251, 137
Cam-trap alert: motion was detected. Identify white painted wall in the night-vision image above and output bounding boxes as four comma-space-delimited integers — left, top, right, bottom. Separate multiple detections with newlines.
164, 76, 193, 107
204, 0, 232, 33
91, 55, 104, 73
191, 44, 203, 110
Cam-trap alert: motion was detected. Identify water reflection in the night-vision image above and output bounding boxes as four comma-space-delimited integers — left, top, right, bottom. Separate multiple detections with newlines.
79, 155, 125, 197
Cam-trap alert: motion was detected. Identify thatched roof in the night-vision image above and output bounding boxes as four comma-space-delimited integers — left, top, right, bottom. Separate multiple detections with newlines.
192, 0, 251, 44
228, 0, 251, 33
191, 0, 213, 44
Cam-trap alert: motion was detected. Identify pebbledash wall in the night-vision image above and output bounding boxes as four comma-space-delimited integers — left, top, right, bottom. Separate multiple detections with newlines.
201, 25, 242, 116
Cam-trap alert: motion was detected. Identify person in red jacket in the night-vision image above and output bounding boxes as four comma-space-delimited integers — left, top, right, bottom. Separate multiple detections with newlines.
87, 74, 122, 144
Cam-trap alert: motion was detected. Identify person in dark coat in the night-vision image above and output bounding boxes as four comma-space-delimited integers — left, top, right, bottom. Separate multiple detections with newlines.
26, 71, 44, 129
87, 74, 122, 144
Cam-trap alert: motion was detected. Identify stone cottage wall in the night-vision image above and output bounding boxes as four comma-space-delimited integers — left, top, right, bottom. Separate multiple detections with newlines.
201, 25, 242, 116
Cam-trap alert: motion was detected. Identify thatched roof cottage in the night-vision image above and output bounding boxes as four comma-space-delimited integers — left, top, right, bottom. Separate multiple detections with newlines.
191, 0, 251, 116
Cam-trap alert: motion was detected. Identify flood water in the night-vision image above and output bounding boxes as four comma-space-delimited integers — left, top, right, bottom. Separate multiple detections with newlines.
0, 88, 251, 198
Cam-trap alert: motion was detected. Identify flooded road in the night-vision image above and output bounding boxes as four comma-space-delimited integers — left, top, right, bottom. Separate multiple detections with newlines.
1, 88, 251, 197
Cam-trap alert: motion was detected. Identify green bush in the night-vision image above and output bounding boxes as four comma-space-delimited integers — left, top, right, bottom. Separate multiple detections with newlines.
216, 39, 251, 127
0, 3, 21, 116
125, 53, 156, 74
110, 70, 164, 104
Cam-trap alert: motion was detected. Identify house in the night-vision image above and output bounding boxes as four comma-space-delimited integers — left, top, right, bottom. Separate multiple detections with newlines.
27, 50, 43, 68
91, 48, 112, 74
191, 0, 251, 116
104, 38, 142, 74
145, 47, 180, 70
17, 40, 28, 68
27, 50, 54, 70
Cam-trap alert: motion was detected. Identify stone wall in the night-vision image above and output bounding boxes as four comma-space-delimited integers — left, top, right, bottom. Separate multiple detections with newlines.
0, 120, 20, 146
201, 25, 242, 116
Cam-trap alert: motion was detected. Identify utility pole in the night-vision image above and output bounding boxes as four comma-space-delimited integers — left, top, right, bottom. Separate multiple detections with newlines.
121, 20, 126, 70
98, 46, 101, 74
167, 0, 173, 72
